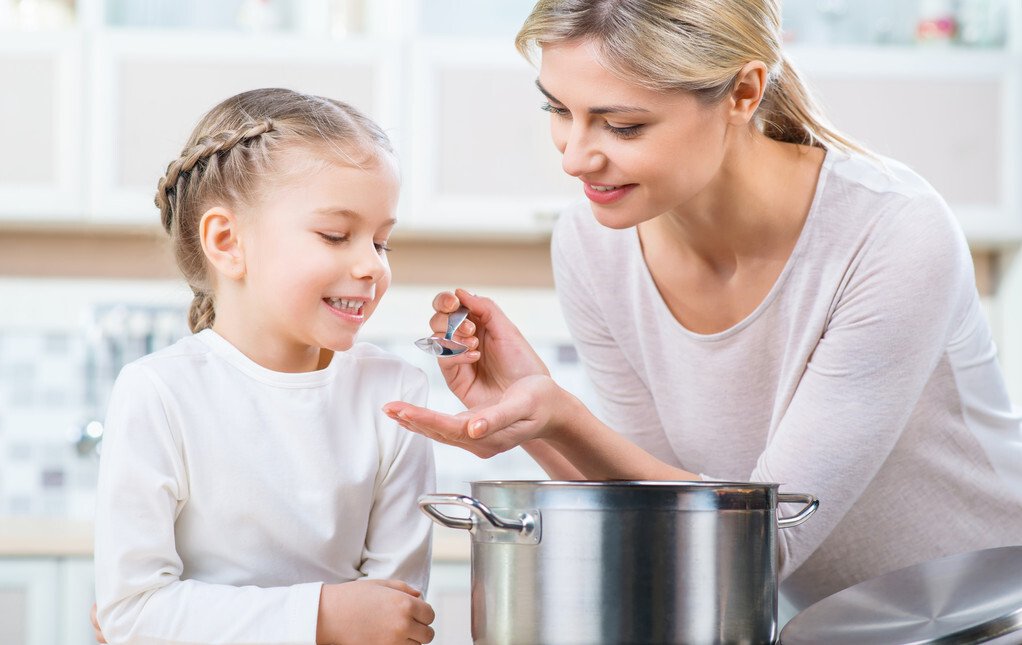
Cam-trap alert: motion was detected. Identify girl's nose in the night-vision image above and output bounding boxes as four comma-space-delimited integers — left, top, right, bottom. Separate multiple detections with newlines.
352, 243, 388, 282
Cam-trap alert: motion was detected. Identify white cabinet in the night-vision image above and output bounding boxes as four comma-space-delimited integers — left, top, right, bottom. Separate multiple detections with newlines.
0, 557, 95, 645
86, 31, 401, 223
0, 0, 1020, 244
0, 31, 84, 222
406, 40, 578, 236
0, 558, 59, 645
788, 45, 1022, 245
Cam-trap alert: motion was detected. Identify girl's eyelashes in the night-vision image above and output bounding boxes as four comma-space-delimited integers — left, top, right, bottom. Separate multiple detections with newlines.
317, 232, 391, 255
541, 102, 645, 139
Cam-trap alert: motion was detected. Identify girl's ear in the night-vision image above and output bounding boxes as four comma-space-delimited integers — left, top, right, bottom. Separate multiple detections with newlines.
727, 60, 768, 126
199, 206, 246, 280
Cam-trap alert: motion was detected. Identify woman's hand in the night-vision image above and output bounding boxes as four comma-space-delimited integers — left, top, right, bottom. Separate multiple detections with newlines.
386, 373, 568, 459
424, 289, 550, 409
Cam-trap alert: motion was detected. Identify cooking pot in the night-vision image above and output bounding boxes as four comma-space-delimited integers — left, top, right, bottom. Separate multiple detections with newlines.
419, 480, 818, 645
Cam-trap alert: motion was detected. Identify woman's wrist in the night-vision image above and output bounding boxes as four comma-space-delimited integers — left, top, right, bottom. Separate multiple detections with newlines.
540, 377, 586, 442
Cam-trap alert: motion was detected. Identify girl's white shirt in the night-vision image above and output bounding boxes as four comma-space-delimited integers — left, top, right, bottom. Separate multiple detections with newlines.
94, 329, 435, 645
552, 149, 1022, 609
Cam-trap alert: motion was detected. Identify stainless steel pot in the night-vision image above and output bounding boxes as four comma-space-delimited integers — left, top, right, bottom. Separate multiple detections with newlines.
420, 481, 818, 645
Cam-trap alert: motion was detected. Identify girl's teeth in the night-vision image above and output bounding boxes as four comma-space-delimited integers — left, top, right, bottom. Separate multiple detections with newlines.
328, 298, 362, 313
591, 184, 621, 192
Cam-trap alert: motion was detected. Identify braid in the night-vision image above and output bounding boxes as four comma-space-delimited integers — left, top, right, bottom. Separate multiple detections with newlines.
188, 291, 216, 333
155, 119, 274, 232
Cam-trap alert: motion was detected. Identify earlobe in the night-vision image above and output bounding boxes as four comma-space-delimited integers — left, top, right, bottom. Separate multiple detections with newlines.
728, 61, 769, 126
199, 207, 246, 280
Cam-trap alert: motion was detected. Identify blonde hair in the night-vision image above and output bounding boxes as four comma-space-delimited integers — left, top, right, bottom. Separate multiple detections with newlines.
516, 0, 864, 154
155, 88, 394, 333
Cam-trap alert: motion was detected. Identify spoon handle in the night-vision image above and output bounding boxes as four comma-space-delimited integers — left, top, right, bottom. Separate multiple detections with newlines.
445, 307, 470, 340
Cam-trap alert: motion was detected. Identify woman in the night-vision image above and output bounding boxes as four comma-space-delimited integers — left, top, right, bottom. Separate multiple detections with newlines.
384, 0, 1022, 609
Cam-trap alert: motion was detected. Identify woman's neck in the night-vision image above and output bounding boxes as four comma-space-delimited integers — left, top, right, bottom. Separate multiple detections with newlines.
643, 133, 824, 272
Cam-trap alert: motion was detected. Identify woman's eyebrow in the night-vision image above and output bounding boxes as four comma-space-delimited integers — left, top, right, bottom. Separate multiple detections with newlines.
535, 79, 651, 116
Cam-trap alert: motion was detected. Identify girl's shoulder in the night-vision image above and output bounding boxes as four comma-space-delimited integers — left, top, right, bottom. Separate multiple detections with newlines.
339, 342, 428, 390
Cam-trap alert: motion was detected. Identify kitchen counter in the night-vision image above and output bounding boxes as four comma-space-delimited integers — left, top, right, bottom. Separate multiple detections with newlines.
0, 517, 94, 557
0, 517, 471, 562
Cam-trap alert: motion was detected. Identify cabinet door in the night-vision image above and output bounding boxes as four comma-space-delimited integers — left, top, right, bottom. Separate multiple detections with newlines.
406, 40, 579, 236
788, 46, 1022, 244
0, 32, 84, 222
59, 558, 95, 645
0, 558, 59, 645
86, 31, 401, 224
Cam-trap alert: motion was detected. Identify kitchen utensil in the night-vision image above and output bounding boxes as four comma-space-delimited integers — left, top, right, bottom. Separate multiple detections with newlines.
780, 545, 1022, 644
419, 480, 819, 645
414, 306, 470, 357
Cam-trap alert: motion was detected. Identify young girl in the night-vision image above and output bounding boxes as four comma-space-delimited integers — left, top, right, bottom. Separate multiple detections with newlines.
93, 88, 436, 645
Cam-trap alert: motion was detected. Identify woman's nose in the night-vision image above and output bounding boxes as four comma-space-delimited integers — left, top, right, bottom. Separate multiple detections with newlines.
559, 126, 605, 177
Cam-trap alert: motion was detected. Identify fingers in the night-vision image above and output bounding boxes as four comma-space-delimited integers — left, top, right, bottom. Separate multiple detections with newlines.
412, 598, 436, 626
384, 404, 471, 441
428, 312, 476, 337
431, 291, 460, 314
91, 603, 106, 644
409, 620, 436, 644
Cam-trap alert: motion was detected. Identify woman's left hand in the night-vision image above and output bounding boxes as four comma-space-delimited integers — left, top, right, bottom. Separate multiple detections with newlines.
385, 374, 565, 459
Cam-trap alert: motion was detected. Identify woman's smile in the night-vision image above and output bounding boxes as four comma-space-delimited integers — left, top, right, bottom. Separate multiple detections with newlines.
583, 181, 638, 204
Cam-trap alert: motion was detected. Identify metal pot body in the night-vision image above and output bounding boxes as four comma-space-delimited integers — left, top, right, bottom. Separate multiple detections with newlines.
421, 481, 818, 645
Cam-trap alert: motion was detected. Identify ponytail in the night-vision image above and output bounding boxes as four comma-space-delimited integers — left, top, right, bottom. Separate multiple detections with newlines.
760, 57, 866, 154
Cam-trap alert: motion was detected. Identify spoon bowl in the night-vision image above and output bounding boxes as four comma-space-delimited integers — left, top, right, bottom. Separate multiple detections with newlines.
415, 306, 470, 357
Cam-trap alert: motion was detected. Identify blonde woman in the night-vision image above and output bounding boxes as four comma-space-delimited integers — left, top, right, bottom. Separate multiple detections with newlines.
385, 0, 1022, 609
93, 89, 436, 645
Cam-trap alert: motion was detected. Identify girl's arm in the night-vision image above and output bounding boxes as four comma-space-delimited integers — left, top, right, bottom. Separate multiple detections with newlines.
95, 365, 323, 645
358, 369, 435, 590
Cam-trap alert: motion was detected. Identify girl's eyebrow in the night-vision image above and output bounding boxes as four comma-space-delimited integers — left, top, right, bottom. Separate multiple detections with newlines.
535, 79, 651, 116
313, 207, 397, 227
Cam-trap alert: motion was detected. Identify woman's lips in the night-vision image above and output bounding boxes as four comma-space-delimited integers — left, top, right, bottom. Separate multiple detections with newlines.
583, 182, 637, 205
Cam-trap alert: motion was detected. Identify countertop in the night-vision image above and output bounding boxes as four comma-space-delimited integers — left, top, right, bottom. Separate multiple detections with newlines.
0, 517, 471, 562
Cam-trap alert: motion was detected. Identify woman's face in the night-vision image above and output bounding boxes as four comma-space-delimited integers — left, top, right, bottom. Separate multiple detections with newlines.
538, 40, 732, 229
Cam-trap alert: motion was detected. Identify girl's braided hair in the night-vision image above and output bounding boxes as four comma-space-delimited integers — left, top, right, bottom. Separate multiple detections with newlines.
155, 88, 393, 332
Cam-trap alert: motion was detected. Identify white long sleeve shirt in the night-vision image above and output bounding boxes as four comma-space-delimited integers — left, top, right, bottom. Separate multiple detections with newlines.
552, 150, 1022, 609
94, 329, 435, 645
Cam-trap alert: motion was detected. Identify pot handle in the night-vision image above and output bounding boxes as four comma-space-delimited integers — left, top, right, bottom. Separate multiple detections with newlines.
418, 494, 541, 544
776, 493, 819, 529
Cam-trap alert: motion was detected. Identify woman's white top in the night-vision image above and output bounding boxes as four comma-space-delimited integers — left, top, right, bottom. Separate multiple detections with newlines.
94, 329, 435, 645
552, 150, 1022, 608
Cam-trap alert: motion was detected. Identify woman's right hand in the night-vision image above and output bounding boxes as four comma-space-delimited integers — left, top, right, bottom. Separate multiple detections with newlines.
317, 579, 434, 645
425, 288, 550, 409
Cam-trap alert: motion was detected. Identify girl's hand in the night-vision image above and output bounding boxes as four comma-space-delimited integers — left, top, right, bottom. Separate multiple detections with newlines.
90, 603, 107, 643
424, 288, 550, 409
317, 579, 434, 645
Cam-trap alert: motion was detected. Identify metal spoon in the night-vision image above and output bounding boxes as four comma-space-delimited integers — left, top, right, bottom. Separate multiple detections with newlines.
414, 306, 470, 357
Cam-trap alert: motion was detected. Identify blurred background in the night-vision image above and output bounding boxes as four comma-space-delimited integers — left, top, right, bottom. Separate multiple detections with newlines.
0, 0, 1019, 643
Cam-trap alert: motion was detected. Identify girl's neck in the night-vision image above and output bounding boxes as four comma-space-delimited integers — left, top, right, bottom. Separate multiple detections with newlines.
211, 313, 333, 374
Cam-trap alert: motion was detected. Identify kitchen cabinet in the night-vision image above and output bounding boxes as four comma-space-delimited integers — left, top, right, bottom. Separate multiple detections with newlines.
86, 31, 401, 223
0, 30, 84, 222
1, 0, 1015, 242
0, 558, 59, 645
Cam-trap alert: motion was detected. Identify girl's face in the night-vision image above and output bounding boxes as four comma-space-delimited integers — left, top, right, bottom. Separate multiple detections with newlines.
538, 40, 732, 228
240, 148, 399, 360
